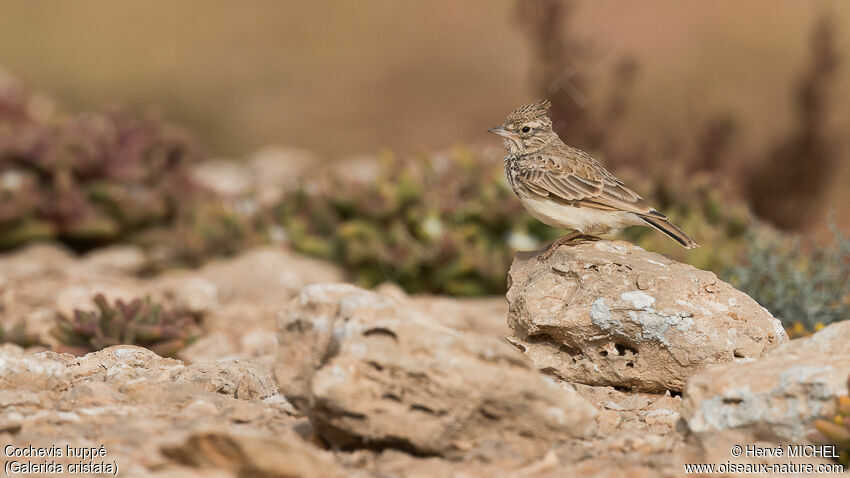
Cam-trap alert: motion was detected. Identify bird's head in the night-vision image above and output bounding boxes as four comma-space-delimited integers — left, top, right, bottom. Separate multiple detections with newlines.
488, 99, 558, 155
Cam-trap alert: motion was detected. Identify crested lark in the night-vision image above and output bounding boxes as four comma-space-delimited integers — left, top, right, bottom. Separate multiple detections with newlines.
489, 99, 698, 259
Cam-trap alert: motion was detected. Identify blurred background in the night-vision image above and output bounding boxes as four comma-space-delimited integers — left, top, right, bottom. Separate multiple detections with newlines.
1, 1, 847, 337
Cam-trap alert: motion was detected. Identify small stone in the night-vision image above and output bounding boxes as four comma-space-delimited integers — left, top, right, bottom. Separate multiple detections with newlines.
597, 410, 621, 434
182, 399, 219, 416
170, 277, 218, 315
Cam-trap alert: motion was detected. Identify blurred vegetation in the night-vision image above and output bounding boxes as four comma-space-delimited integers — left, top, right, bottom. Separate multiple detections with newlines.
519, 1, 842, 234
52, 293, 197, 357
135, 196, 266, 274
273, 148, 751, 295
0, 76, 200, 250
811, 375, 850, 466
275, 149, 553, 295
723, 222, 850, 335
0, 322, 42, 348
0, 75, 262, 268
0, 4, 845, 345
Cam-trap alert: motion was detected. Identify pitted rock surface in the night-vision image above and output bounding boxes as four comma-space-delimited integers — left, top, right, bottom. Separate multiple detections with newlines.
682, 320, 850, 443
506, 241, 787, 392
275, 283, 598, 460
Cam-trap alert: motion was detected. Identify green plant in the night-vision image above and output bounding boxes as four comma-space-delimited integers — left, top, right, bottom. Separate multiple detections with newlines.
275, 148, 561, 295
0, 323, 42, 348
0, 76, 203, 251
52, 294, 197, 357
135, 197, 268, 273
273, 148, 752, 295
811, 375, 850, 466
619, 166, 751, 272
723, 221, 850, 333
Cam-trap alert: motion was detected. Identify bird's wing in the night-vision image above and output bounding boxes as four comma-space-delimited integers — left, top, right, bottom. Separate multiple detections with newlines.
514, 150, 667, 219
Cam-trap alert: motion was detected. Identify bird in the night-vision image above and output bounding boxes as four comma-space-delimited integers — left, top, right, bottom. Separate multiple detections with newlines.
489, 99, 698, 259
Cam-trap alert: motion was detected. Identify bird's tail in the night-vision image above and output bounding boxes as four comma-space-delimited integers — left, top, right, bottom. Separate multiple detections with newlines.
640, 216, 699, 249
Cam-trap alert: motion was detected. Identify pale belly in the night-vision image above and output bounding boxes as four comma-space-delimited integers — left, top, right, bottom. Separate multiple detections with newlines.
519, 196, 643, 233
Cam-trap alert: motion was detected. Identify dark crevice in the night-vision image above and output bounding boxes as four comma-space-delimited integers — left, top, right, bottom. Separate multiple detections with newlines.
317, 424, 438, 457
480, 408, 501, 421
551, 268, 581, 281
363, 327, 398, 340
538, 366, 565, 381
317, 334, 341, 368
410, 404, 438, 415
528, 333, 555, 344
614, 342, 638, 356
284, 320, 310, 332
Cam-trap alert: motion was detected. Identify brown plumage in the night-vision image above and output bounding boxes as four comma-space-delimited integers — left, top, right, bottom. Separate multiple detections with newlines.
489, 99, 698, 257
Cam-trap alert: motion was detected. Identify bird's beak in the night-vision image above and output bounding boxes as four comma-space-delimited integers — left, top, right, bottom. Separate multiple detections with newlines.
488, 126, 516, 139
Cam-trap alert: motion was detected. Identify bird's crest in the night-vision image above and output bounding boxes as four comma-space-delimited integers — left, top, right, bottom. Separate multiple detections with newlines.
505, 99, 552, 124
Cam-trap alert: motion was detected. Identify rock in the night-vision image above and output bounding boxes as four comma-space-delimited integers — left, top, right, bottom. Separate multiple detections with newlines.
682, 320, 850, 443
198, 247, 344, 305
67, 346, 184, 386
375, 283, 509, 341
190, 159, 255, 197
174, 359, 278, 400
248, 146, 321, 203
192, 147, 319, 206
177, 333, 237, 363
275, 284, 598, 460
54, 282, 151, 318
79, 245, 147, 276
162, 429, 345, 478
163, 276, 219, 315
0, 243, 74, 280
0, 347, 70, 392
506, 241, 787, 392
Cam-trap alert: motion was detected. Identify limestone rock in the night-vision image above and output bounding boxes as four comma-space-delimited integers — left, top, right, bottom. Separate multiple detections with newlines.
0, 347, 69, 392
275, 284, 598, 460
67, 346, 185, 385
682, 320, 850, 443
0, 243, 74, 281
375, 282, 509, 341
175, 359, 278, 400
162, 429, 345, 478
197, 247, 344, 305
506, 241, 787, 393
79, 245, 147, 276
163, 276, 219, 315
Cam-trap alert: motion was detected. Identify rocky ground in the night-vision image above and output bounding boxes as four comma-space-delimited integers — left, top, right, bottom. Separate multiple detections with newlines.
0, 157, 847, 477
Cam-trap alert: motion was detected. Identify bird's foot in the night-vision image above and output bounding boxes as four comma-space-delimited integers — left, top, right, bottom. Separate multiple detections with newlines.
537, 234, 600, 261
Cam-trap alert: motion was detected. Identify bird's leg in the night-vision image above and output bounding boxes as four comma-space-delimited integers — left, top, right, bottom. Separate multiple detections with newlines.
576, 234, 602, 242
538, 231, 586, 260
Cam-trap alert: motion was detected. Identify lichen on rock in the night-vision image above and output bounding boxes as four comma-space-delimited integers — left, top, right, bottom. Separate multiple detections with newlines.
506, 240, 787, 392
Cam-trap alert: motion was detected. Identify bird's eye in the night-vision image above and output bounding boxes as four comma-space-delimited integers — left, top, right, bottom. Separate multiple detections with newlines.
521, 126, 531, 133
